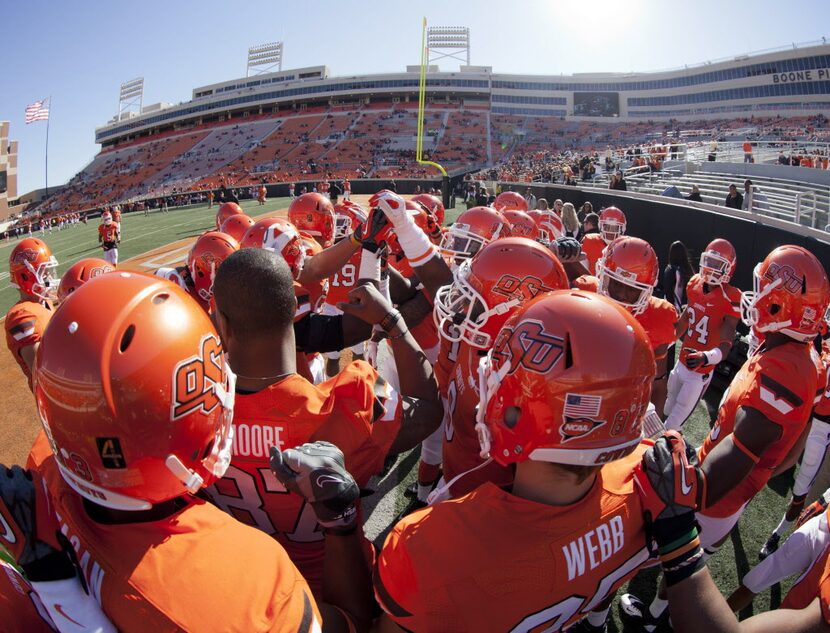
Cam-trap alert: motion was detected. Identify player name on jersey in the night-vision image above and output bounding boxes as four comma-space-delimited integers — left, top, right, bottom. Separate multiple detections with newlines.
231, 422, 287, 459
563, 515, 626, 581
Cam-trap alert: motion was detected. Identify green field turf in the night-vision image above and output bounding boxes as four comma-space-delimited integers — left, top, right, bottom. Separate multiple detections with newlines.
1, 195, 799, 629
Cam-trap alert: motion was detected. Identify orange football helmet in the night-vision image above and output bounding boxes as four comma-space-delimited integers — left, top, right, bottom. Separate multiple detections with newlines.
220, 214, 255, 243
527, 209, 565, 244
493, 191, 528, 212
699, 238, 737, 286
34, 272, 235, 511
187, 231, 240, 302
741, 245, 830, 343
333, 200, 367, 241
215, 202, 244, 230
439, 206, 512, 264
598, 206, 626, 243
240, 218, 306, 279
57, 258, 114, 302
476, 290, 655, 467
596, 237, 658, 315
288, 193, 335, 247
9, 238, 58, 301
434, 237, 569, 349
502, 210, 540, 241
411, 194, 445, 226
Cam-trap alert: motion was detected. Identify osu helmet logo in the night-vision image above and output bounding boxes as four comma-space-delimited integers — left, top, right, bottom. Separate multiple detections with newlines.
491, 319, 564, 376
12, 249, 38, 265
88, 265, 111, 279
765, 263, 804, 294
560, 418, 605, 442
492, 274, 552, 303
172, 334, 224, 420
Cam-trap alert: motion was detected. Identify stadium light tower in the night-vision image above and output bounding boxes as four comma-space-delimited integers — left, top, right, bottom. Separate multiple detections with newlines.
247, 42, 284, 76
118, 78, 144, 119
426, 26, 470, 66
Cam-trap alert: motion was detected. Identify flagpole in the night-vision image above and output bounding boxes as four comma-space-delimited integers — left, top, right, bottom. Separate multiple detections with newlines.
45, 96, 51, 199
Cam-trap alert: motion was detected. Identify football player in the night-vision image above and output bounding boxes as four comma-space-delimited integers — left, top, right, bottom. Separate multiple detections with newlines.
156, 230, 240, 313
288, 192, 336, 250
205, 247, 443, 596
323, 201, 368, 378
623, 245, 830, 630
439, 205, 512, 267
492, 190, 528, 212
757, 327, 830, 559
432, 237, 570, 499
5, 239, 57, 389
664, 238, 742, 431
501, 209, 540, 241
635, 431, 830, 633
98, 211, 120, 267
581, 206, 626, 275
214, 200, 244, 230
56, 258, 115, 302
220, 213, 255, 243
7, 272, 342, 631
575, 236, 681, 412
373, 291, 657, 632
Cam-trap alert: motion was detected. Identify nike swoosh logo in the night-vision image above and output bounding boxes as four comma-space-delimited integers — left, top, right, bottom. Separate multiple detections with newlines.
54, 604, 83, 626
680, 462, 693, 496
315, 474, 343, 488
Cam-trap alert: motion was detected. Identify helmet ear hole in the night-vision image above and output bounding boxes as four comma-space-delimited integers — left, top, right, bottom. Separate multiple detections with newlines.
504, 406, 521, 429
119, 324, 136, 353
769, 304, 781, 315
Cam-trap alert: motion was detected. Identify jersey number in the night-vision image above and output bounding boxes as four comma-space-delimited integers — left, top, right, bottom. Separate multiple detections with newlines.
442, 380, 458, 443
207, 465, 322, 543
331, 264, 356, 288
686, 307, 710, 345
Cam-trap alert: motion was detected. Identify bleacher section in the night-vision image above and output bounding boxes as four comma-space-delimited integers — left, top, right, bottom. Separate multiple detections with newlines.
32, 106, 829, 226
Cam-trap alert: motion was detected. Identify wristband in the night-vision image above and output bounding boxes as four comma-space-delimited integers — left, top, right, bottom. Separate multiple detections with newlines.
395, 218, 437, 267
349, 232, 361, 247
651, 514, 705, 586
379, 310, 402, 333
358, 248, 381, 281
703, 347, 724, 366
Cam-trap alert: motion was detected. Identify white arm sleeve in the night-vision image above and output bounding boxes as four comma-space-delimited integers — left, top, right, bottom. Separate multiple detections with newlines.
30, 577, 116, 633
742, 511, 830, 593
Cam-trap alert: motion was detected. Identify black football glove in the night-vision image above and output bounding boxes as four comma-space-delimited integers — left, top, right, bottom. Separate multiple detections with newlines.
553, 237, 581, 262
270, 442, 360, 533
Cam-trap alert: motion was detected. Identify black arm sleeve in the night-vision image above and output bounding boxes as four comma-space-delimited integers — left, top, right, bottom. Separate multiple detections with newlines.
293, 313, 346, 354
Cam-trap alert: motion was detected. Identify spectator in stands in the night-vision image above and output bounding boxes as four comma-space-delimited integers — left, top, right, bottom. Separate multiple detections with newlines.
561, 202, 580, 239
578, 201, 593, 222
329, 180, 342, 204
537, 198, 549, 211
742, 139, 754, 163
742, 179, 753, 211
553, 199, 563, 216
708, 139, 718, 162
724, 184, 743, 210
686, 184, 703, 202
475, 187, 489, 207
778, 151, 790, 165
525, 188, 537, 210
662, 240, 694, 311
609, 171, 627, 191
388, 180, 397, 193
581, 212, 599, 240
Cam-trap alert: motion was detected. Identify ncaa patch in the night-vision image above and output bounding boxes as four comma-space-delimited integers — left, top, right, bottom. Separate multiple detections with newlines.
560, 417, 606, 443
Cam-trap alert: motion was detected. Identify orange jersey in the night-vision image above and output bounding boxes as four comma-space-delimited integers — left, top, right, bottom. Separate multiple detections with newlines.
205, 362, 401, 592
816, 343, 830, 418
637, 296, 679, 360
581, 233, 607, 275
375, 446, 652, 632
0, 561, 55, 633
679, 275, 741, 373
26, 436, 320, 632
571, 276, 676, 358
442, 342, 513, 497
5, 299, 53, 388
324, 248, 362, 306
112, 209, 121, 223
98, 224, 118, 244
435, 336, 462, 394
699, 340, 819, 517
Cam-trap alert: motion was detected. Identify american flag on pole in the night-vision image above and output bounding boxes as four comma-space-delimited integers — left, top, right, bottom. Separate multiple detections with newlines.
25, 99, 50, 124
563, 393, 603, 418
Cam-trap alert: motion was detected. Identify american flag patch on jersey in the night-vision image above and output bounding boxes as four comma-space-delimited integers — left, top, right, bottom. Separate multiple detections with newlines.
564, 393, 602, 418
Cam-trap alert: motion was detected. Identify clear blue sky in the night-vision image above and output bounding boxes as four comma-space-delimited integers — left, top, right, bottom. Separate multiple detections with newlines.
2, 0, 828, 195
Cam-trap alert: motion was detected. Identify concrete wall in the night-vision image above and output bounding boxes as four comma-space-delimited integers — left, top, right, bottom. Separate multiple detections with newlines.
697, 160, 830, 187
